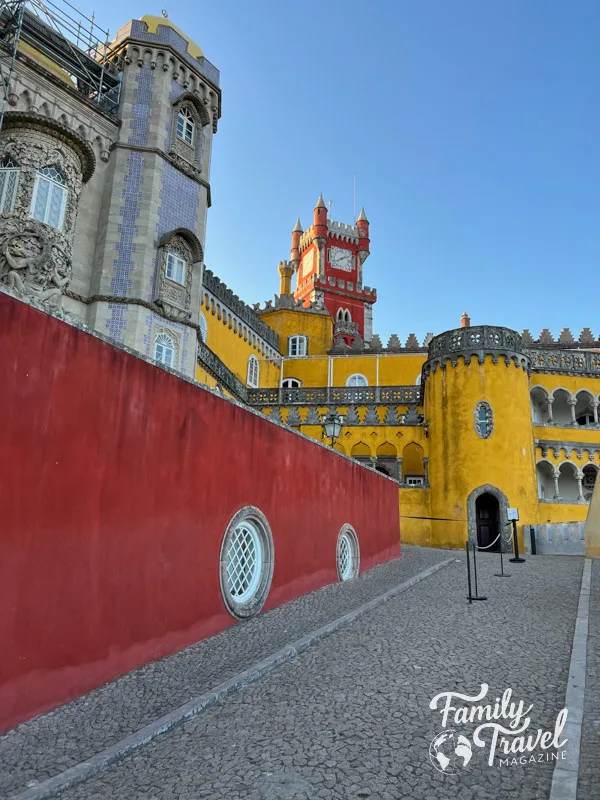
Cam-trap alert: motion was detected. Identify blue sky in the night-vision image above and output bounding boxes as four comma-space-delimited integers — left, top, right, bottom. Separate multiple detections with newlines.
86, 0, 598, 343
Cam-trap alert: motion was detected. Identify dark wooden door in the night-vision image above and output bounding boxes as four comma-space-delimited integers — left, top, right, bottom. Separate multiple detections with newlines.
476, 494, 500, 550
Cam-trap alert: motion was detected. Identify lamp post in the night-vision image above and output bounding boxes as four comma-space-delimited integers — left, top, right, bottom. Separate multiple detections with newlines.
321, 410, 344, 448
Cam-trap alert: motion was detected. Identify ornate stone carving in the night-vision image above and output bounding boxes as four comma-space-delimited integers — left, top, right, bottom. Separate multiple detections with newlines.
155, 233, 194, 320
424, 325, 529, 375
0, 216, 71, 307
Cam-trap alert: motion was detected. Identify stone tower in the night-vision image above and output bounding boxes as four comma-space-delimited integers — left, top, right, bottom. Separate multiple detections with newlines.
292, 196, 376, 342
83, 16, 221, 376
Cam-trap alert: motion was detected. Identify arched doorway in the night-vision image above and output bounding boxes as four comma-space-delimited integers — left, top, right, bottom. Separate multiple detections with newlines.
475, 493, 500, 551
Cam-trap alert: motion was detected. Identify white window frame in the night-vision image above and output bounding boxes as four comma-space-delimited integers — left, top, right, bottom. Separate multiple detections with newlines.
247, 355, 260, 388
30, 167, 67, 229
154, 332, 176, 368
281, 378, 302, 388
288, 335, 307, 357
176, 107, 195, 146
165, 251, 186, 285
406, 476, 424, 486
0, 159, 19, 213
346, 373, 368, 387
198, 312, 207, 343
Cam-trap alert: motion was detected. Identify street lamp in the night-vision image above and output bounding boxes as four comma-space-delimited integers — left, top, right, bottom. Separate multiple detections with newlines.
321, 410, 344, 447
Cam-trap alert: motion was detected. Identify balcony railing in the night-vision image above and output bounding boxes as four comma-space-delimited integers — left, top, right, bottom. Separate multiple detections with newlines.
247, 385, 422, 407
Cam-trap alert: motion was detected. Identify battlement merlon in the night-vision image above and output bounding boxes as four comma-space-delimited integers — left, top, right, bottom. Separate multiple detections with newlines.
521, 327, 600, 347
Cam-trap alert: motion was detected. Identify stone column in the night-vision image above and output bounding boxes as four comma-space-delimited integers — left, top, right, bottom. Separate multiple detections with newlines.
423, 457, 429, 486
568, 397, 577, 425
552, 469, 561, 500
369, 456, 377, 470
546, 396, 554, 423
576, 471, 584, 501
592, 399, 599, 425
397, 457, 403, 484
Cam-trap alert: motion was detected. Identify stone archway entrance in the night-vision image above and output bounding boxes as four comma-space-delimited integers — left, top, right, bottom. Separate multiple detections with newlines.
475, 493, 500, 551
467, 484, 509, 552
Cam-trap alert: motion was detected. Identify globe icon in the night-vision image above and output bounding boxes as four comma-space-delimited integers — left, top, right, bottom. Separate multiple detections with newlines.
429, 730, 473, 774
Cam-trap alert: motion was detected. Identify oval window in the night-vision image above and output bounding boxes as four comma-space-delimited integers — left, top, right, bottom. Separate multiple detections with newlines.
474, 401, 494, 439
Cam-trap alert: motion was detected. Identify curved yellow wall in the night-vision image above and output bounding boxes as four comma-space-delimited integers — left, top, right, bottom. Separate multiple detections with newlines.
425, 354, 538, 549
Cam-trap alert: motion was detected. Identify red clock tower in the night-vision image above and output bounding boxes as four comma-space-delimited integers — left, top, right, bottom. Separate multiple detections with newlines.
290, 195, 377, 343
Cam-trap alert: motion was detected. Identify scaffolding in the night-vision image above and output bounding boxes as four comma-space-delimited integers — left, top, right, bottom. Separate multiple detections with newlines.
0, 0, 121, 130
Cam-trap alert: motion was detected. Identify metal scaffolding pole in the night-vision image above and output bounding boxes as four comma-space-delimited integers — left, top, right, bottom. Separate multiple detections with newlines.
0, 0, 26, 131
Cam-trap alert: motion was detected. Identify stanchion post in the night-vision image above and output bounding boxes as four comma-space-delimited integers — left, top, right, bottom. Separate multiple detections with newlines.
509, 518, 525, 563
467, 538, 487, 601
466, 540, 473, 604
495, 521, 511, 578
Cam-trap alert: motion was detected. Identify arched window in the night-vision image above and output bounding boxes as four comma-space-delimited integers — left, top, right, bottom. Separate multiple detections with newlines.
345, 310, 352, 322
346, 374, 368, 387
247, 355, 260, 388
288, 335, 307, 357
165, 250, 186, 285
474, 400, 494, 439
0, 156, 19, 213
281, 378, 301, 388
177, 107, 195, 145
198, 312, 207, 343
154, 332, 175, 368
30, 166, 67, 228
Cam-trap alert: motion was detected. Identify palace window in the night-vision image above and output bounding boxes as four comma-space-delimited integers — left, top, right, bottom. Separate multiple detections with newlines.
281, 378, 301, 388
288, 335, 307, 357
165, 251, 186, 285
406, 476, 425, 486
346, 373, 368, 387
247, 354, 260, 388
154, 332, 176, 368
176, 107, 195, 146
0, 156, 19, 213
474, 400, 494, 439
30, 166, 67, 229
220, 507, 274, 619
336, 525, 360, 582
198, 312, 207, 343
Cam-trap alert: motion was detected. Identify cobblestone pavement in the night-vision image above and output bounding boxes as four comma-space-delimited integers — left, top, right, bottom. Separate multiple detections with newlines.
578, 558, 599, 800
1, 546, 451, 798
55, 552, 586, 800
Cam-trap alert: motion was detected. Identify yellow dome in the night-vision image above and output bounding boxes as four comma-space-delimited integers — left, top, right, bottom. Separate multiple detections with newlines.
18, 41, 75, 86
140, 15, 203, 59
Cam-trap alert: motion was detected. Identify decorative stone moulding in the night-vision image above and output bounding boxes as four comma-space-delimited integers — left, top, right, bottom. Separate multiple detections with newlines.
474, 400, 494, 439
0, 113, 95, 309
423, 326, 529, 376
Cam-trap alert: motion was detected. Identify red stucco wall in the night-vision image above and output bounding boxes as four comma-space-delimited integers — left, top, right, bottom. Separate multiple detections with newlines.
0, 293, 400, 732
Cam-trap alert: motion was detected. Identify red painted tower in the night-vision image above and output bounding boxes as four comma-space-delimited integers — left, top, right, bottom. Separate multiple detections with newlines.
291, 195, 377, 342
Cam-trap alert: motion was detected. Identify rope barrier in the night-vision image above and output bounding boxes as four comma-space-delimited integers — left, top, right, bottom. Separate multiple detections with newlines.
474, 531, 502, 550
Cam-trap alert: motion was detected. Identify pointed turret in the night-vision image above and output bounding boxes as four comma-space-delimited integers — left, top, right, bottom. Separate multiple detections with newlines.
357, 207, 368, 222
290, 217, 303, 267
356, 207, 370, 282
313, 193, 327, 241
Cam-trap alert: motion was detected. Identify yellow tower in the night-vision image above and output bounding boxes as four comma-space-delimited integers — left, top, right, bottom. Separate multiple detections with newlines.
423, 324, 539, 550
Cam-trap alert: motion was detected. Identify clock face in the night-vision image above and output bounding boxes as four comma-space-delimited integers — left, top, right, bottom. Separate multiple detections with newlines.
329, 246, 353, 272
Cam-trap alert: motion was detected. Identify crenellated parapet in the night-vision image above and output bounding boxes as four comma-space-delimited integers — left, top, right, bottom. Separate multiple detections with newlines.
253, 293, 331, 316
521, 328, 600, 347
326, 219, 360, 244
423, 325, 529, 375
203, 269, 280, 351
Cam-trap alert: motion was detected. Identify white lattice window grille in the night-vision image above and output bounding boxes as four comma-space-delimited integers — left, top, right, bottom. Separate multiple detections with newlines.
199, 312, 207, 342
177, 108, 195, 145
281, 378, 301, 388
154, 332, 176, 368
288, 335, 307, 357
336, 525, 360, 582
474, 400, 494, 439
346, 374, 368, 387
0, 157, 19, 213
220, 507, 274, 619
165, 251, 186, 285
247, 355, 259, 388
406, 476, 424, 486
30, 166, 67, 229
